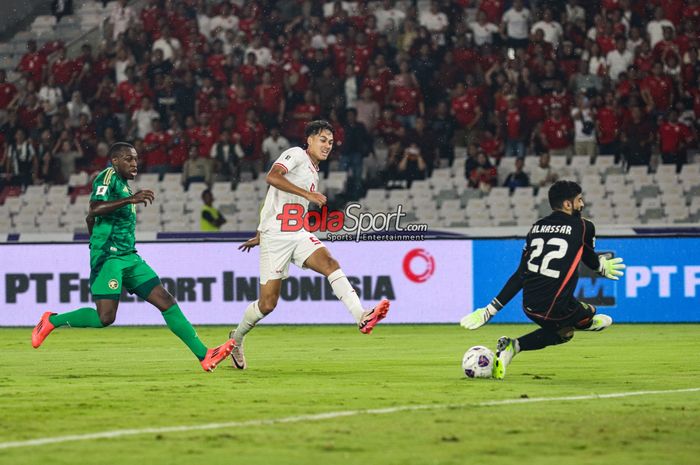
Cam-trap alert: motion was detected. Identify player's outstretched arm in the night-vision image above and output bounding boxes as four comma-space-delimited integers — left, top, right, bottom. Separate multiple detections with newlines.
266, 165, 327, 206
238, 231, 260, 252
88, 189, 155, 221
460, 249, 527, 330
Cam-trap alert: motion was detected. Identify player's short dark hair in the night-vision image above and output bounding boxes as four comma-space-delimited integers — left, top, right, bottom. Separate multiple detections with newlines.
201, 189, 212, 199
548, 180, 582, 210
108, 142, 135, 160
304, 120, 334, 138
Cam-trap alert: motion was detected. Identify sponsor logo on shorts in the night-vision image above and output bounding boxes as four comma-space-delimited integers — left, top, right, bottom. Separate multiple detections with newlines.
276, 203, 428, 242
108, 279, 119, 290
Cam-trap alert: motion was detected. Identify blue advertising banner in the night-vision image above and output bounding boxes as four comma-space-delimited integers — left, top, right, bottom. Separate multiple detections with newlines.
473, 237, 700, 323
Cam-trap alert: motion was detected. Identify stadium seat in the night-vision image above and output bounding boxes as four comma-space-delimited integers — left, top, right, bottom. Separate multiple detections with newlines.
639, 197, 662, 214
439, 198, 462, 212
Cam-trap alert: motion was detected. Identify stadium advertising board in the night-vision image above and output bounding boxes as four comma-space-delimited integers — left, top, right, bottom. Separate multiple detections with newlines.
473, 237, 700, 323
0, 241, 473, 326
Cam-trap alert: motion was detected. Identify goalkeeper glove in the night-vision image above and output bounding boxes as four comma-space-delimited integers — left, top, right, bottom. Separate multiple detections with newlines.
460, 303, 499, 330
598, 255, 626, 280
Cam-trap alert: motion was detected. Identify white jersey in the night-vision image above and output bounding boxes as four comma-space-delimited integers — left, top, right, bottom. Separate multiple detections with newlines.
258, 146, 319, 234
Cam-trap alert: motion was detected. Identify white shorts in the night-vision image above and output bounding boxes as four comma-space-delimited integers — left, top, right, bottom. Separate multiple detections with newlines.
259, 231, 325, 284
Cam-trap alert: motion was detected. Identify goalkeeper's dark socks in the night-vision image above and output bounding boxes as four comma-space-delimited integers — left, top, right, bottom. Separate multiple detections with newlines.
49, 308, 104, 328
161, 304, 208, 360
517, 328, 571, 351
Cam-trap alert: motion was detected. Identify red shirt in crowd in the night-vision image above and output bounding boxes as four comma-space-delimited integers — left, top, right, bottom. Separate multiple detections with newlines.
144, 130, 171, 167
392, 86, 422, 116
451, 94, 479, 127
0, 81, 17, 109
375, 118, 402, 145
541, 117, 572, 150
17, 51, 47, 85
640, 74, 674, 111
255, 83, 283, 116
596, 106, 619, 145
505, 108, 522, 140
659, 121, 692, 153
191, 125, 217, 157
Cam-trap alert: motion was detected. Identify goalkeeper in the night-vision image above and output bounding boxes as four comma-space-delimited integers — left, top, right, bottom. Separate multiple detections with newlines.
460, 180, 626, 379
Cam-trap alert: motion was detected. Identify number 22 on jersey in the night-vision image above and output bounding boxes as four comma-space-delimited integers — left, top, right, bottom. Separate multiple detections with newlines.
526, 238, 569, 279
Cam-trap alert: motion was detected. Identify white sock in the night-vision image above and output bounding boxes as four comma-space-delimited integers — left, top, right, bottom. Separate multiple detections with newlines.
328, 269, 364, 324
232, 300, 265, 344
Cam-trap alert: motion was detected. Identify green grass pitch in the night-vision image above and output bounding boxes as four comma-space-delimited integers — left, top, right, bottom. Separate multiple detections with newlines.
1, 324, 699, 464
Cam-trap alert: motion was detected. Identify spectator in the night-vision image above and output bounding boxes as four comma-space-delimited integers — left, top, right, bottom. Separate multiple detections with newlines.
210, 131, 240, 185
529, 152, 558, 188
0, 70, 18, 119
374, 0, 406, 33
235, 109, 265, 179
503, 157, 530, 192
467, 151, 498, 191
4, 128, 37, 189
355, 87, 381, 134
647, 7, 675, 48
659, 109, 692, 173
182, 144, 212, 190
531, 8, 563, 48
419, 1, 449, 46
51, 135, 83, 184
38, 75, 63, 117
571, 94, 597, 158
200, 189, 226, 231
261, 126, 290, 172
109, 0, 137, 41
607, 37, 634, 81
51, 0, 73, 23
503, 96, 525, 158
342, 108, 372, 197
539, 104, 573, 158
397, 144, 427, 188
621, 106, 655, 168
130, 97, 158, 139
470, 11, 499, 47
596, 91, 620, 158
152, 26, 181, 63
143, 118, 170, 177
501, 0, 531, 49
16, 40, 46, 87
429, 100, 456, 166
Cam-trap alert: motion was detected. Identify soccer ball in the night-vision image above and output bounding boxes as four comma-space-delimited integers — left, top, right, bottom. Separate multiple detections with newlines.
462, 346, 495, 378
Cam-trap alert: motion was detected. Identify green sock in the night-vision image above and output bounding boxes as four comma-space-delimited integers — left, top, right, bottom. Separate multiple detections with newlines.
49, 308, 104, 328
161, 304, 208, 360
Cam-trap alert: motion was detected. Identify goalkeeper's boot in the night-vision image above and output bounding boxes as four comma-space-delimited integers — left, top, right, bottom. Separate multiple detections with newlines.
359, 299, 390, 334
493, 336, 517, 380
201, 338, 236, 372
582, 314, 613, 331
228, 331, 247, 370
31, 312, 56, 348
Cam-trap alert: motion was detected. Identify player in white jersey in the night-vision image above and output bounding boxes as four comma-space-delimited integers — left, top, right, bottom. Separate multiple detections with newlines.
227, 120, 390, 369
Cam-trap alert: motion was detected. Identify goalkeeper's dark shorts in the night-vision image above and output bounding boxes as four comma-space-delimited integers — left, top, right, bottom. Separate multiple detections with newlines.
524, 298, 597, 332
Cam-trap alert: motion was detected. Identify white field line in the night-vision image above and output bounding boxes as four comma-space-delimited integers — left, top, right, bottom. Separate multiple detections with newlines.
1, 387, 698, 450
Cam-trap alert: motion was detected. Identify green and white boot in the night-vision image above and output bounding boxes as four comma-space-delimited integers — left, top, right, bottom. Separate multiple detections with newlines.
582, 314, 613, 331
493, 336, 517, 380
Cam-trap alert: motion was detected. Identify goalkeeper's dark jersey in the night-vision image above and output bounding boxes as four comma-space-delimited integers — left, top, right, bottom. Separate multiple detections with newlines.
520, 211, 599, 318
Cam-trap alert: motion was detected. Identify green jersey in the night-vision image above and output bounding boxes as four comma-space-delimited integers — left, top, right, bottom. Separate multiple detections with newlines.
89, 167, 136, 256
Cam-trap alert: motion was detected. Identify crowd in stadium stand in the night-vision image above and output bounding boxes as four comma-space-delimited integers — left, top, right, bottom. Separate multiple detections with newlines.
1, 0, 699, 200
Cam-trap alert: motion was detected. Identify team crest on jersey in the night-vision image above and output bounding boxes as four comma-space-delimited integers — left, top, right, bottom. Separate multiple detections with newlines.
108, 279, 119, 290
123, 187, 129, 193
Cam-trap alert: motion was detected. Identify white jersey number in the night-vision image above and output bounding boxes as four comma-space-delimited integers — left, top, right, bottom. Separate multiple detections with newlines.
526, 237, 569, 279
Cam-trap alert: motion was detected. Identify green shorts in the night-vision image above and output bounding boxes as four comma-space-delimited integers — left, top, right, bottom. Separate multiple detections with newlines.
90, 253, 160, 301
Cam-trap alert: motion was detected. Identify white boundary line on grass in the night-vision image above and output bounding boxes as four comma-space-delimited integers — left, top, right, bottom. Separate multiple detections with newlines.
1, 387, 698, 450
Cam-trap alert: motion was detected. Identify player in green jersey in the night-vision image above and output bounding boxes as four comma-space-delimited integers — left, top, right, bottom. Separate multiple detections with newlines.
31, 142, 235, 372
